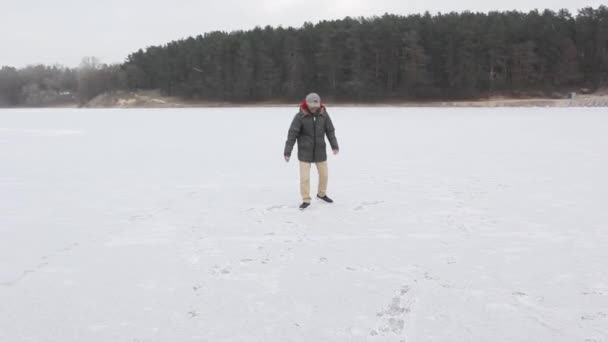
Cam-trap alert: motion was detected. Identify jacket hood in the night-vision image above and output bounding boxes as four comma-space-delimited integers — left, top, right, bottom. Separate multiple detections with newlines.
299, 101, 326, 115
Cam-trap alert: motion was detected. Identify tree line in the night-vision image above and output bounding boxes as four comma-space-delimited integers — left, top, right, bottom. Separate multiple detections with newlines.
0, 57, 126, 106
1, 7, 607, 106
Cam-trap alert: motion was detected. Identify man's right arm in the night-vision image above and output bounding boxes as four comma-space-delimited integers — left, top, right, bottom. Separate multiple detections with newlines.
284, 114, 301, 160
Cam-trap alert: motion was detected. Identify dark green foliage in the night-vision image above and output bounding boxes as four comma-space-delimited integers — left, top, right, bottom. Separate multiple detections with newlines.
121, 6, 608, 101
0, 65, 78, 107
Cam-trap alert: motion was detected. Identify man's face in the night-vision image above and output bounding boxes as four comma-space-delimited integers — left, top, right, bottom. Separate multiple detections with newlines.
309, 105, 320, 113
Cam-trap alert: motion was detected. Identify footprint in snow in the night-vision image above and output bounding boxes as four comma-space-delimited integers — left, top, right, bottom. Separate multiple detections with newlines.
372, 285, 413, 337
209, 265, 231, 276
581, 312, 607, 321
266, 205, 287, 212
354, 201, 384, 211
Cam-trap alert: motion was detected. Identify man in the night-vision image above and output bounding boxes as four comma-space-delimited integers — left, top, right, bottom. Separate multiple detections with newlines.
284, 93, 339, 209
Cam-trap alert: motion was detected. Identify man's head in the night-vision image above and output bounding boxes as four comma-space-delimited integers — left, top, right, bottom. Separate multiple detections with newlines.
305, 93, 321, 113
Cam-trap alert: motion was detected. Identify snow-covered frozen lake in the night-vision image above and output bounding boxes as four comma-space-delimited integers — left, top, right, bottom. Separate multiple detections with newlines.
1, 107, 607, 342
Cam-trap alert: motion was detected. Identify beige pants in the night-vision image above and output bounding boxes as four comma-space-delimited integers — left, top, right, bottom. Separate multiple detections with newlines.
299, 161, 328, 203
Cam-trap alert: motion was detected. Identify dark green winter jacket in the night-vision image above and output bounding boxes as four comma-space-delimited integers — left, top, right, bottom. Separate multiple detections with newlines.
284, 105, 339, 163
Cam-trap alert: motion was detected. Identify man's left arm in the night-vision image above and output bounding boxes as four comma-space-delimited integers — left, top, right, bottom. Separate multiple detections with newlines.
325, 112, 339, 153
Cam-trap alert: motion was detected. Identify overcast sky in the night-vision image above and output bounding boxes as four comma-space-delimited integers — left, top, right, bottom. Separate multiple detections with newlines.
0, 0, 604, 68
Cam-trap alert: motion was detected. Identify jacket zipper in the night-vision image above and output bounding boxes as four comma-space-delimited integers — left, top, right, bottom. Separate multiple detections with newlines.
312, 114, 317, 162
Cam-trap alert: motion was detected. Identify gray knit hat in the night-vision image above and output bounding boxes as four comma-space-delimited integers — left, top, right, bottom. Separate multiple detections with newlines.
305, 93, 321, 107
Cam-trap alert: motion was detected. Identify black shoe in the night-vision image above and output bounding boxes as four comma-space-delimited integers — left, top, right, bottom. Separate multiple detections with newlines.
316, 194, 334, 203
299, 202, 311, 210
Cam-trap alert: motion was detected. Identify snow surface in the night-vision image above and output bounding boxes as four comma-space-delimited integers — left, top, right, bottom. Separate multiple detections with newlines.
0, 107, 607, 342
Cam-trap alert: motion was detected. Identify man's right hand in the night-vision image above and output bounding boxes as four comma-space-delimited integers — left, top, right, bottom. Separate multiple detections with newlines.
284, 155, 290, 162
